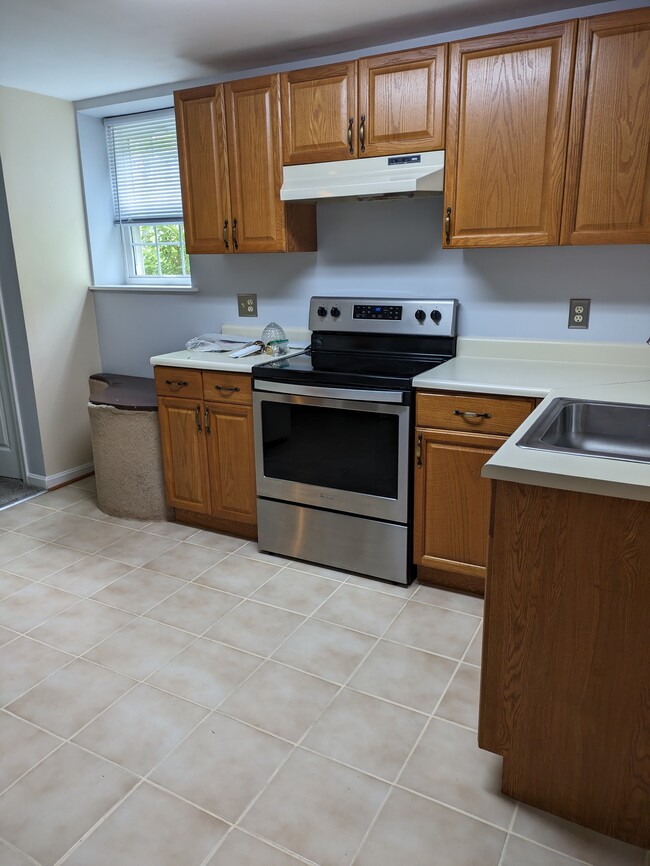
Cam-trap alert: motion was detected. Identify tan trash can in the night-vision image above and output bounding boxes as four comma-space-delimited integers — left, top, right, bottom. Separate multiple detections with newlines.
88, 373, 172, 521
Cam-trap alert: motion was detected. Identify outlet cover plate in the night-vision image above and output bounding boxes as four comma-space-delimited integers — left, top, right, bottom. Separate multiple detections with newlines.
238, 293, 258, 317
569, 298, 590, 329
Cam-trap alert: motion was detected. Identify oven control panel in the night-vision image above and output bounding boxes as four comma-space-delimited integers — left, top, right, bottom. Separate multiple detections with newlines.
309, 297, 458, 336
353, 304, 402, 321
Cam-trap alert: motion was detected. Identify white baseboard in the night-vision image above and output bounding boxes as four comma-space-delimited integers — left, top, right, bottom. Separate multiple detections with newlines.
26, 462, 94, 490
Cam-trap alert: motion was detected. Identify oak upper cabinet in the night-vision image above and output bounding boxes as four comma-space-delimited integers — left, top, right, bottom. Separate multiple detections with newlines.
413, 392, 535, 594
281, 47, 447, 165
444, 22, 577, 247
561, 8, 650, 245
358, 45, 446, 156
175, 85, 231, 254
175, 78, 316, 253
157, 395, 212, 515
281, 62, 358, 164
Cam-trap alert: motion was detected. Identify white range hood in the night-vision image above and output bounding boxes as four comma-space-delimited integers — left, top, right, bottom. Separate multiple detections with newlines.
280, 151, 445, 202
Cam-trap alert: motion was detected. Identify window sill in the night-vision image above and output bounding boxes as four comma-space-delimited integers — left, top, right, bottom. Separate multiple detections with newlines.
89, 285, 198, 294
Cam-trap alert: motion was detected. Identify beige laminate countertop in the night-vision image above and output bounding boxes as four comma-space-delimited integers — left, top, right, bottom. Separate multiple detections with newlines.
150, 347, 306, 373
413, 338, 650, 501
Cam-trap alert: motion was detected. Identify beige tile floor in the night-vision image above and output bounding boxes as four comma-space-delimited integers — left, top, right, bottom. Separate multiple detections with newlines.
0, 478, 647, 866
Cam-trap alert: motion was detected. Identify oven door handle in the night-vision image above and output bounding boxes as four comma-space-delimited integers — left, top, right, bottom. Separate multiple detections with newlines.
253, 379, 406, 404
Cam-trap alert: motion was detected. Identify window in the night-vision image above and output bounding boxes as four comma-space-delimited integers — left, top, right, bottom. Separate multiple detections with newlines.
104, 110, 190, 284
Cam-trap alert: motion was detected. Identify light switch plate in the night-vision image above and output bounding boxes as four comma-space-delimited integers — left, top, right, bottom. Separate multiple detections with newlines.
569, 298, 590, 329
237, 293, 258, 317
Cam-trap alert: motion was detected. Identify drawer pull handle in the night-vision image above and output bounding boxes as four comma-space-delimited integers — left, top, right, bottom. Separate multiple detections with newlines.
453, 410, 492, 419
165, 379, 189, 389
195, 405, 202, 432
204, 407, 211, 435
416, 433, 423, 467
214, 385, 240, 393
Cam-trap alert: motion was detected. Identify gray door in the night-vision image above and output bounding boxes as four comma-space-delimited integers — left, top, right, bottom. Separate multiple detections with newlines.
0, 308, 23, 479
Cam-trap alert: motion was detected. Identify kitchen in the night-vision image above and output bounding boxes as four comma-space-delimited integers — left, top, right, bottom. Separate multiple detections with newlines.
0, 0, 649, 864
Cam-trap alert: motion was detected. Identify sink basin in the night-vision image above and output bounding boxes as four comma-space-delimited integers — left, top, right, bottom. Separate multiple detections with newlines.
517, 398, 650, 463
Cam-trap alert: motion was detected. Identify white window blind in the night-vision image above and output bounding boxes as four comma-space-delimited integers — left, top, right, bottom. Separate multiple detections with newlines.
104, 109, 183, 224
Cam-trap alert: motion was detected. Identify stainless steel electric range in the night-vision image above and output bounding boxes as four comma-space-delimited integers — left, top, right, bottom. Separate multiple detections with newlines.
252, 296, 458, 585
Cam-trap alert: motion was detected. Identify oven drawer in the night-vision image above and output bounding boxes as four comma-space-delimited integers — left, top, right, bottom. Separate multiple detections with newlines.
416, 392, 535, 436
203, 371, 252, 404
154, 366, 203, 399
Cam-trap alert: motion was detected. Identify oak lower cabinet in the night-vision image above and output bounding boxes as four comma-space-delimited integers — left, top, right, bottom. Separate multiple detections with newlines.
444, 22, 577, 247
413, 391, 535, 594
281, 46, 446, 164
561, 7, 650, 244
175, 77, 316, 254
480, 481, 650, 848
156, 368, 257, 537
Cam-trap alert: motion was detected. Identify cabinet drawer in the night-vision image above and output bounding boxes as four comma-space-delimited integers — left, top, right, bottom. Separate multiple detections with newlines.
417, 392, 534, 435
203, 371, 252, 404
154, 367, 203, 399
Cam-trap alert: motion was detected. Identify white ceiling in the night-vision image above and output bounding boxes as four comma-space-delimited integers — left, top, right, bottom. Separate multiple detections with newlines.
1, 0, 607, 102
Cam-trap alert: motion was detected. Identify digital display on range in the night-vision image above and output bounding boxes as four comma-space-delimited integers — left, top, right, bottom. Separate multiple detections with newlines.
353, 305, 402, 320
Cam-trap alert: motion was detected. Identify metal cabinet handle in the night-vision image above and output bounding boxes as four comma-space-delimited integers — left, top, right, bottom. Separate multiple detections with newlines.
195, 405, 202, 432
445, 207, 452, 245
165, 379, 189, 389
416, 432, 423, 467
214, 385, 240, 393
223, 219, 229, 250
360, 114, 365, 153
204, 407, 211, 434
453, 410, 492, 419
232, 218, 238, 251
347, 117, 354, 155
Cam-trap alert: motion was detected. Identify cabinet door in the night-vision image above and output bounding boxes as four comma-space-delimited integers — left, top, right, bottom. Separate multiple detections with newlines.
174, 85, 232, 254
281, 62, 358, 164
225, 75, 287, 253
413, 428, 506, 582
205, 402, 256, 524
358, 46, 446, 157
158, 397, 211, 514
562, 8, 650, 245
444, 22, 576, 247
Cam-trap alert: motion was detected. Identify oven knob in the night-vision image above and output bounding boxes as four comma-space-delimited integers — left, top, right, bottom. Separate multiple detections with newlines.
317, 306, 328, 317
330, 306, 341, 318
430, 309, 442, 324
415, 309, 426, 323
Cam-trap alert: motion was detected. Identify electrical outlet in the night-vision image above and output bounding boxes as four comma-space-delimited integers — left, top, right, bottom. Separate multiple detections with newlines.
237, 293, 258, 317
569, 298, 590, 329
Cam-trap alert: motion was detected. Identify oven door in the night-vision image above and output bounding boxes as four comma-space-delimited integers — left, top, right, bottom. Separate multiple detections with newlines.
253, 381, 410, 523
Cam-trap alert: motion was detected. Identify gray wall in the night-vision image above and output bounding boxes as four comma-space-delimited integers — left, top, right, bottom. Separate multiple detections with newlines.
93, 197, 650, 377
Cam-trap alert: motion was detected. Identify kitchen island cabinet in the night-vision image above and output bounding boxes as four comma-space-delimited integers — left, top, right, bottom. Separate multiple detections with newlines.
155, 366, 257, 537
443, 21, 576, 248
281, 46, 446, 164
480, 479, 650, 848
413, 391, 535, 594
175, 77, 316, 254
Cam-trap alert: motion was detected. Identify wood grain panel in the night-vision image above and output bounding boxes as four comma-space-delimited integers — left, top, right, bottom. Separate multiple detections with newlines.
174, 85, 231, 254
175, 508, 257, 540
358, 45, 446, 156
444, 22, 576, 247
481, 481, 650, 847
154, 366, 203, 400
416, 391, 535, 436
202, 371, 252, 404
281, 62, 358, 164
562, 8, 650, 244
206, 402, 257, 524
225, 75, 286, 252
413, 428, 506, 581
157, 397, 211, 514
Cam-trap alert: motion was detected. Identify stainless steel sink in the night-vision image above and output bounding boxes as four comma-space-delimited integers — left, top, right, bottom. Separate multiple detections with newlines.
517, 398, 650, 463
